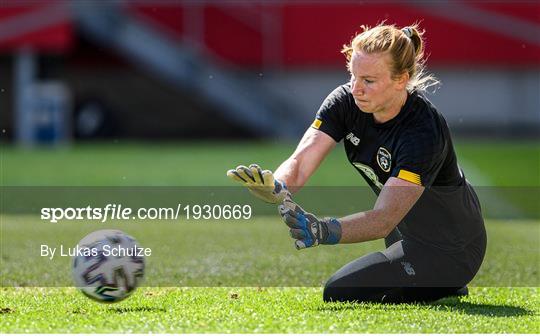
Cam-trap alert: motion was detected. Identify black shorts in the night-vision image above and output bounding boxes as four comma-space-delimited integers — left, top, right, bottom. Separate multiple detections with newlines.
323, 229, 487, 303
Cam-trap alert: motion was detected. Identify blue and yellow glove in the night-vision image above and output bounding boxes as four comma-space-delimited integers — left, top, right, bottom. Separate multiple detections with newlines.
278, 198, 342, 250
227, 164, 290, 204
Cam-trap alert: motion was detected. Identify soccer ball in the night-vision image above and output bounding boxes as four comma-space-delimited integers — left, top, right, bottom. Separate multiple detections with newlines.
72, 229, 145, 303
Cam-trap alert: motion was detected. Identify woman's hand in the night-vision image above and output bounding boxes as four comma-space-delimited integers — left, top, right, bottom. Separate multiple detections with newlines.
278, 198, 342, 250
227, 164, 290, 204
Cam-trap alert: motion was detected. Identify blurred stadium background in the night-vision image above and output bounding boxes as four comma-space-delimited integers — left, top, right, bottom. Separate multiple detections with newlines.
0, 0, 538, 145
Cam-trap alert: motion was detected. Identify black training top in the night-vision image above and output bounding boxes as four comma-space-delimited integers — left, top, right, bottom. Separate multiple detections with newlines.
313, 83, 485, 252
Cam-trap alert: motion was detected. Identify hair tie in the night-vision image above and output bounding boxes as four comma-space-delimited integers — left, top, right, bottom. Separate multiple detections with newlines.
402, 27, 413, 38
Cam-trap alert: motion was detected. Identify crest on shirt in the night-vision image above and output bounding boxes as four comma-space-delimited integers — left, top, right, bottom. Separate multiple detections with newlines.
377, 147, 392, 173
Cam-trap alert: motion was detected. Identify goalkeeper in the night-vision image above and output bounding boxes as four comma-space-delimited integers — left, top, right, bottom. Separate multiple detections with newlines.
227, 23, 486, 303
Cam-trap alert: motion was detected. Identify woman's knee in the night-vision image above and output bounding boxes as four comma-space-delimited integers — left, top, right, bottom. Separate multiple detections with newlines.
323, 274, 386, 303
323, 278, 395, 303
322, 251, 399, 303
322, 276, 342, 302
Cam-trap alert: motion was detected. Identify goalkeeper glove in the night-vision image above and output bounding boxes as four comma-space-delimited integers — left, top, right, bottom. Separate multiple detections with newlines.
227, 164, 290, 204
278, 198, 341, 250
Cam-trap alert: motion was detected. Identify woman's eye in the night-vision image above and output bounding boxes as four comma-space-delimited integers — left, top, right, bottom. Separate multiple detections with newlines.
364, 79, 374, 84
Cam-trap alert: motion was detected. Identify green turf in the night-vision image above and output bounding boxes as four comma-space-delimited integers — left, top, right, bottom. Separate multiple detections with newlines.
453, 140, 540, 187
1, 214, 538, 332
2, 140, 538, 218
1, 216, 538, 287
1, 140, 538, 186
0, 287, 538, 333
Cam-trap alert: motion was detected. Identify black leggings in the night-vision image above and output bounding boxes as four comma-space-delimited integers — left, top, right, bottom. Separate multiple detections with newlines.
323, 231, 486, 303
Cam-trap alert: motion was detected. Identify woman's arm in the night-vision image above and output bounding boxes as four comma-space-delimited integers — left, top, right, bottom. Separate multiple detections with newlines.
274, 128, 337, 193
338, 177, 424, 243
278, 177, 424, 249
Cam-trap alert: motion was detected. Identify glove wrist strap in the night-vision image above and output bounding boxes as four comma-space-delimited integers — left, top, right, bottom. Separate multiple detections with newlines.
322, 218, 342, 245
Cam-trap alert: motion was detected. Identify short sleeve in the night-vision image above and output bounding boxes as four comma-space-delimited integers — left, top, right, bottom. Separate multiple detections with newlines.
391, 128, 446, 187
311, 85, 350, 142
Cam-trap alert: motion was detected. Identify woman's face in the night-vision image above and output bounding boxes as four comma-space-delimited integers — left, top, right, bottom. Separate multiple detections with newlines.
349, 51, 405, 115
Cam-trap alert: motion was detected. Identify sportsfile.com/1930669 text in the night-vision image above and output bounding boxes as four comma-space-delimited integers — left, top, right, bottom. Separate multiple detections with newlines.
40, 204, 253, 223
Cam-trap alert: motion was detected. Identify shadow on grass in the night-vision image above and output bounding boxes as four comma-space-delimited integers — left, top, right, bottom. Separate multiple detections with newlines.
318, 298, 532, 317
427, 298, 532, 317
108, 306, 167, 313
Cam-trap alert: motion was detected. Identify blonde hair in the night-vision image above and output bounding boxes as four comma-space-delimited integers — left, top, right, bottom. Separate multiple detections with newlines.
341, 23, 440, 93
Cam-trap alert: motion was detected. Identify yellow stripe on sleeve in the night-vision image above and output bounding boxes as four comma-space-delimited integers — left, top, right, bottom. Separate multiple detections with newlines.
311, 119, 322, 129
397, 169, 422, 186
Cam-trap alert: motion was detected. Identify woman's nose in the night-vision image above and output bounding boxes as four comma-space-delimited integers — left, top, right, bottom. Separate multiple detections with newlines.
351, 80, 364, 96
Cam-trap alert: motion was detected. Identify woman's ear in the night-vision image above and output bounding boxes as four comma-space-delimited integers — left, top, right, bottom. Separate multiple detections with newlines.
395, 72, 409, 90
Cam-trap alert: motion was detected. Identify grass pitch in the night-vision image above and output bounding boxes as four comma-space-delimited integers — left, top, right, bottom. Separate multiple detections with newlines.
1, 217, 538, 288
1, 287, 538, 333
2, 140, 538, 186
1, 140, 539, 333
